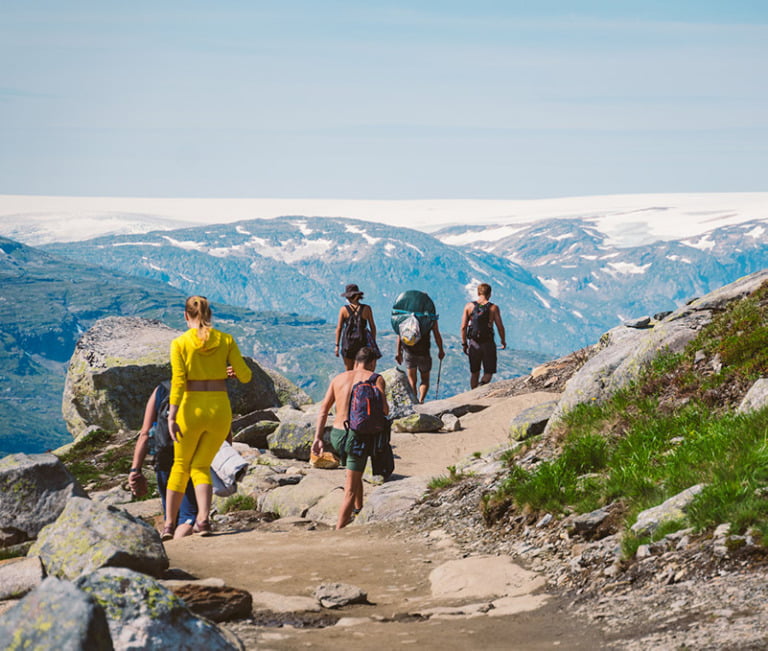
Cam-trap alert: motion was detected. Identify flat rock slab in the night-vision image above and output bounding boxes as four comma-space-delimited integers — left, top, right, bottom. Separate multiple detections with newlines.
429, 555, 546, 601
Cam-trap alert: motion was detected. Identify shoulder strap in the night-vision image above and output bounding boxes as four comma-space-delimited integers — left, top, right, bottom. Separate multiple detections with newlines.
368, 372, 380, 384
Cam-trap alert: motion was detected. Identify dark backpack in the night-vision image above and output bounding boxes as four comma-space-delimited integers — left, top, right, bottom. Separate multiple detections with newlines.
346, 373, 388, 436
151, 381, 174, 472
341, 304, 367, 351
467, 301, 493, 342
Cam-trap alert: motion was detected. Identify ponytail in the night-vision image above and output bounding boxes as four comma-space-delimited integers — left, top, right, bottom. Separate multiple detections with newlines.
185, 295, 212, 342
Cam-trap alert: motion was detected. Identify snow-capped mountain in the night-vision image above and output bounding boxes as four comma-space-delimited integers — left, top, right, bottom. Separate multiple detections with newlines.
44, 216, 588, 356
2, 193, 767, 246
433, 215, 768, 327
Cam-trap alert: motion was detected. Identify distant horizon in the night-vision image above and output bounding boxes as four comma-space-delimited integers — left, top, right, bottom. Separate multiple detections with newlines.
2, 191, 767, 249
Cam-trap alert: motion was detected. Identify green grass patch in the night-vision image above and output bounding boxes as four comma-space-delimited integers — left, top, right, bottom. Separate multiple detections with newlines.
488, 281, 768, 544
428, 465, 466, 491
220, 494, 258, 513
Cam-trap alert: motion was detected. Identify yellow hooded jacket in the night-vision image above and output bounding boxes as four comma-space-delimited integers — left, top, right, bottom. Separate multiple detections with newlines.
169, 328, 252, 405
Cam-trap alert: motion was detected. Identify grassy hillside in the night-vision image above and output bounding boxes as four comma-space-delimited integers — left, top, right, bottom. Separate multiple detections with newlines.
486, 280, 768, 551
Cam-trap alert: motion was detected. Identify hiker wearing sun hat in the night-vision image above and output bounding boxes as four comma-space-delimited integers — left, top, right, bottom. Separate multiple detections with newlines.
335, 283, 380, 370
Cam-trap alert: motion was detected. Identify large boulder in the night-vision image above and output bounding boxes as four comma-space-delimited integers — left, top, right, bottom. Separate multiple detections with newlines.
62, 317, 176, 437
0, 452, 87, 547
356, 477, 428, 524
509, 400, 559, 441
0, 556, 45, 600
259, 471, 344, 518
547, 270, 768, 431
0, 577, 113, 650
28, 497, 168, 580
76, 567, 243, 650
380, 367, 417, 419
62, 316, 304, 438
267, 413, 330, 460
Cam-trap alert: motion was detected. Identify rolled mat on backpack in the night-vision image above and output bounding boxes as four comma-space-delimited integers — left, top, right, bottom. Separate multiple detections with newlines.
390, 290, 438, 339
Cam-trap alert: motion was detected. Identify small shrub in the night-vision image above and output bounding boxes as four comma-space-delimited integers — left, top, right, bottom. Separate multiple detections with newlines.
220, 494, 258, 514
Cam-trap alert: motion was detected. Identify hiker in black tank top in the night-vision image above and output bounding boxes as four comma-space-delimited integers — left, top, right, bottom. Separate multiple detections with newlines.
335, 283, 378, 370
460, 283, 507, 389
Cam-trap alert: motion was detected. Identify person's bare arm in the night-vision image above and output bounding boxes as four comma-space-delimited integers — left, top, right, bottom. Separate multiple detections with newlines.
334, 307, 347, 357
460, 303, 472, 354
376, 375, 389, 416
492, 305, 507, 349
128, 388, 157, 496
365, 305, 377, 339
432, 321, 445, 359
312, 381, 337, 455
395, 336, 403, 365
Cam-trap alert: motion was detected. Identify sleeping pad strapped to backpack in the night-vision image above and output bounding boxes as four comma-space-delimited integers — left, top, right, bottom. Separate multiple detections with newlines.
390, 290, 437, 345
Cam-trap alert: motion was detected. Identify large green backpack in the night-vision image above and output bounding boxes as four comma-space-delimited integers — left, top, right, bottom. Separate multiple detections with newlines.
391, 290, 437, 344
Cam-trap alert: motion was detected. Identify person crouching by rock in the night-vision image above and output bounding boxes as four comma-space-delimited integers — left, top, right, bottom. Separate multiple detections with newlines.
163, 296, 252, 541
128, 381, 198, 539
312, 347, 389, 529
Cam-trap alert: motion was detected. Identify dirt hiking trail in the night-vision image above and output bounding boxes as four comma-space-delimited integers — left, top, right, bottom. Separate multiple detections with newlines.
163, 389, 605, 649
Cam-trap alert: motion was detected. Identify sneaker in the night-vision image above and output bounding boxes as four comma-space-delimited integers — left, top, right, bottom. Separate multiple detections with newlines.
161, 524, 175, 541
193, 520, 212, 536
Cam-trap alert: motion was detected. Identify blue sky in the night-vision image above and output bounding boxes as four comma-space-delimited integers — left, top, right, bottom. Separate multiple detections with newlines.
1, 1, 766, 199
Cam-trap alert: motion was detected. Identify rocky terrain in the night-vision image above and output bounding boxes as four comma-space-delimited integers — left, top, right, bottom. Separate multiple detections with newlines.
1, 270, 768, 649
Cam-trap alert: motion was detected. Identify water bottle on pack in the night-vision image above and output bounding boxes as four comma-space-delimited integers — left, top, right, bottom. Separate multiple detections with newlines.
148, 422, 158, 456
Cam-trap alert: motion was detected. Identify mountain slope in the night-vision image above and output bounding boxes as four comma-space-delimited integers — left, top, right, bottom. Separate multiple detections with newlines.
44, 216, 590, 355
434, 217, 768, 325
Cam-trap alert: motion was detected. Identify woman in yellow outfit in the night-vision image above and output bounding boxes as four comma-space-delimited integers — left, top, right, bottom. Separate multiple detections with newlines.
163, 296, 252, 540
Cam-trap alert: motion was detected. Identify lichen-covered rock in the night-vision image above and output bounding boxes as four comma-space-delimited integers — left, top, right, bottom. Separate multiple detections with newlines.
737, 378, 768, 414
28, 497, 168, 580
392, 412, 444, 433
0, 556, 45, 600
233, 421, 279, 448
0, 577, 113, 650
356, 476, 428, 524
62, 317, 177, 437
380, 367, 417, 419
75, 567, 243, 650
0, 452, 87, 547
258, 471, 344, 518
509, 400, 559, 441
267, 419, 316, 460
631, 484, 705, 537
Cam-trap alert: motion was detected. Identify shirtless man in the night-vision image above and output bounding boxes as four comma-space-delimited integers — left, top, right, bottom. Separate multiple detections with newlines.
312, 347, 389, 529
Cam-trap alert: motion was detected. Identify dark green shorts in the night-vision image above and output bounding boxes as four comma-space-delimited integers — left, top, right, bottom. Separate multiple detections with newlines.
330, 427, 369, 473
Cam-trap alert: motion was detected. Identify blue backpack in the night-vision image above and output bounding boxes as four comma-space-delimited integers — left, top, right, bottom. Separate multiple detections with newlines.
346, 373, 388, 436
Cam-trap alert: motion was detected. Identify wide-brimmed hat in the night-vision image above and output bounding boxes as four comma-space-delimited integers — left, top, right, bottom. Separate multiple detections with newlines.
341, 283, 364, 299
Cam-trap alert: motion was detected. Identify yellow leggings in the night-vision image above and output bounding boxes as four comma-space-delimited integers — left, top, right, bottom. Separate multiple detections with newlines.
167, 391, 231, 493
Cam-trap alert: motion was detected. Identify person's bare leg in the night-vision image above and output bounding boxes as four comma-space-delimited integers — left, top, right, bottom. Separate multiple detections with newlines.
337, 469, 363, 529
174, 523, 194, 539
418, 371, 430, 404
480, 373, 493, 385
164, 488, 184, 531
343, 357, 354, 370
470, 371, 480, 389
193, 482, 213, 524
406, 367, 418, 397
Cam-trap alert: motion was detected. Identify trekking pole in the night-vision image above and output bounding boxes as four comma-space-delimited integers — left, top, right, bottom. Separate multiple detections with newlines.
435, 356, 443, 400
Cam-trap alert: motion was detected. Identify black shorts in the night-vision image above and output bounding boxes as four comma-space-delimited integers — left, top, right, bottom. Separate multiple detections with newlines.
468, 339, 497, 374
